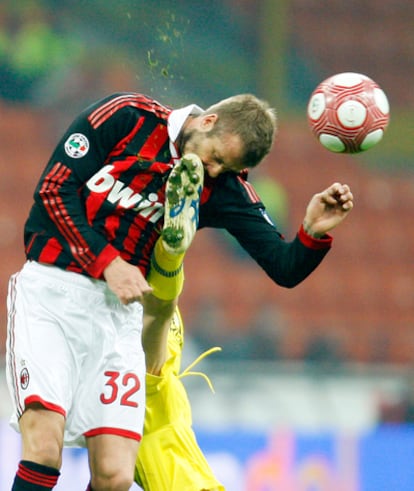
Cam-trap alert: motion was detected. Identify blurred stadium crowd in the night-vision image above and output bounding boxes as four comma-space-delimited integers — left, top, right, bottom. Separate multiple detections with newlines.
0, 0, 413, 377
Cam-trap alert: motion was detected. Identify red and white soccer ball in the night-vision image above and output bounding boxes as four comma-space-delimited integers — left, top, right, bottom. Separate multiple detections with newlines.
307, 72, 390, 153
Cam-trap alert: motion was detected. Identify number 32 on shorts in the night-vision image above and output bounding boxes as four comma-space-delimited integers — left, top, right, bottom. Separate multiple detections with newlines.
100, 370, 141, 407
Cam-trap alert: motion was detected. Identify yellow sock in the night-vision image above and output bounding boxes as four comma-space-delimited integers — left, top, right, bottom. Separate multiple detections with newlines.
148, 239, 185, 300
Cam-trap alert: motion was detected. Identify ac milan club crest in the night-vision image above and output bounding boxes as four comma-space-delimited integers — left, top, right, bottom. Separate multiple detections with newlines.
20, 368, 29, 389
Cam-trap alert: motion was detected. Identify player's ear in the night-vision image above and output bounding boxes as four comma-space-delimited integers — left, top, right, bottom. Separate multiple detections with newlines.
200, 113, 218, 132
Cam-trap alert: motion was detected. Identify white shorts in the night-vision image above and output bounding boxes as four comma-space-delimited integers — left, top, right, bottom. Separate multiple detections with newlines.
6, 261, 146, 447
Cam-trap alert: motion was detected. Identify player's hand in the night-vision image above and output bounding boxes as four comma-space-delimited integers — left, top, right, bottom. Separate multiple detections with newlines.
303, 182, 354, 237
103, 256, 153, 305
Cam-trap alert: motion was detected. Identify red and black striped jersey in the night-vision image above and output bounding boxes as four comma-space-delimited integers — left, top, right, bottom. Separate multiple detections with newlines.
25, 93, 173, 278
24, 92, 332, 287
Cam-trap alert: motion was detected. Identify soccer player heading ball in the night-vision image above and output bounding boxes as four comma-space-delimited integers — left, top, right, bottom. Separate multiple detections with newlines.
6, 91, 353, 491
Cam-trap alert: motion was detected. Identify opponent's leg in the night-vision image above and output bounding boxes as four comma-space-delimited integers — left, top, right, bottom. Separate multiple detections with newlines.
136, 308, 225, 491
142, 294, 178, 375
147, 153, 204, 301
143, 153, 204, 374
12, 405, 63, 490
137, 154, 224, 490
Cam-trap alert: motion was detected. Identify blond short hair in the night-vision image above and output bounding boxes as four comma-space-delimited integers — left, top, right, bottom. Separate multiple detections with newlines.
205, 94, 277, 167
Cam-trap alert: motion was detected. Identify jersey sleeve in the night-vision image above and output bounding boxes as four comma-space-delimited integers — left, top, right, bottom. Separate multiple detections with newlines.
199, 173, 332, 288
26, 93, 144, 278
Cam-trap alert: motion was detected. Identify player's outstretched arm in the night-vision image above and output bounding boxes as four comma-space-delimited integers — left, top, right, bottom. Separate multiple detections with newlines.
303, 182, 354, 238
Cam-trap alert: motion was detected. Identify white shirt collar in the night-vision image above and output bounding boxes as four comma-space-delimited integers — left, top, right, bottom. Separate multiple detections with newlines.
168, 104, 203, 143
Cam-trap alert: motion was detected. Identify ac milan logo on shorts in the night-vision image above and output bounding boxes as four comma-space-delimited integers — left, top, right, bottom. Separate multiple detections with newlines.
20, 368, 29, 389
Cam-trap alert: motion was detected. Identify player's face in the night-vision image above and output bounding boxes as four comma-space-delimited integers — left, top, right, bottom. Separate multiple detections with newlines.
179, 117, 246, 178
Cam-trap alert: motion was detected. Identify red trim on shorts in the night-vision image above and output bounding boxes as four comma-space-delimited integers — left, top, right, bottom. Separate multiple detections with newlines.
84, 426, 142, 441
24, 395, 66, 417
